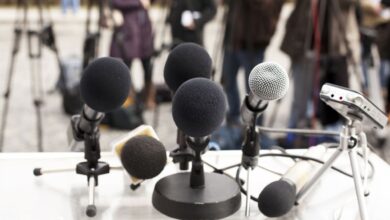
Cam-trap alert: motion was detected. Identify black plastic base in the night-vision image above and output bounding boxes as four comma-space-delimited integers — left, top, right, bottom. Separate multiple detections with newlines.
152, 172, 241, 220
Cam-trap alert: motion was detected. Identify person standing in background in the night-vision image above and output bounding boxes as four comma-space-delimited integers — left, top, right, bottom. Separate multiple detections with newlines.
110, 0, 156, 109
282, 0, 361, 146
167, 0, 217, 46
222, 0, 284, 126
61, 0, 80, 14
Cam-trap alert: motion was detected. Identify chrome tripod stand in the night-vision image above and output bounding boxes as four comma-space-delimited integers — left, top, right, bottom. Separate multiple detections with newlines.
296, 116, 370, 220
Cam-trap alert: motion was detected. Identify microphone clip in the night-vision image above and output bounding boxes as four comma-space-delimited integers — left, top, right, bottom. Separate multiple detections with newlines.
241, 126, 260, 170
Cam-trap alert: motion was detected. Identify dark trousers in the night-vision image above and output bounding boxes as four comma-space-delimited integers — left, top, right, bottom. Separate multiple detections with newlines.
124, 57, 153, 85
222, 48, 265, 124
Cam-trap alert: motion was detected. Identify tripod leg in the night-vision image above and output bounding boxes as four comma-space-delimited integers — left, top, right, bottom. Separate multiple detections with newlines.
349, 149, 369, 220
28, 30, 44, 152
87, 175, 97, 217
296, 147, 344, 203
245, 168, 252, 217
33, 167, 75, 176
0, 28, 23, 150
359, 132, 370, 196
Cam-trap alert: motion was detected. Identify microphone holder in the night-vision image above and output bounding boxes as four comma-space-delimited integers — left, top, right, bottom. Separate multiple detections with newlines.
153, 136, 241, 219
295, 115, 370, 220
33, 112, 121, 217
170, 129, 195, 170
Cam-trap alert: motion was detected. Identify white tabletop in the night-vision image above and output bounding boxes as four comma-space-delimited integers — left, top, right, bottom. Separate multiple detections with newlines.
0, 149, 389, 220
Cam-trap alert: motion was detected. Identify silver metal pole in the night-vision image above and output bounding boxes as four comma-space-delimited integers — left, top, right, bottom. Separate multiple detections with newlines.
40, 167, 75, 174
349, 149, 369, 220
245, 168, 251, 217
296, 126, 349, 202
359, 132, 370, 196
88, 175, 95, 206
296, 147, 343, 202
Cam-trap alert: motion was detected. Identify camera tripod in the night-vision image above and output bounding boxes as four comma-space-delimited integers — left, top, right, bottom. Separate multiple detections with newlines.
294, 116, 370, 220
0, 0, 61, 151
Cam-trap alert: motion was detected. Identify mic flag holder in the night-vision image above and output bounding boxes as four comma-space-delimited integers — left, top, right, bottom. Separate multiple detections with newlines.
152, 136, 241, 219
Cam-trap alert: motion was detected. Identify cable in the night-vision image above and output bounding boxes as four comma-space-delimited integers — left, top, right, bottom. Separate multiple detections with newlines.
257, 126, 340, 137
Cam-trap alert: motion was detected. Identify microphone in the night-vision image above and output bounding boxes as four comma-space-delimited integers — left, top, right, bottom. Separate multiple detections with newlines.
164, 42, 212, 92
241, 62, 289, 125
163, 43, 213, 170
171, 77, 226, 188
172, 77, 227, 138
68, 57, 130, 148
120, 135, 167, 180
112, 125, 167, 187
258, 145, 326, 217
153, 78, 242, 220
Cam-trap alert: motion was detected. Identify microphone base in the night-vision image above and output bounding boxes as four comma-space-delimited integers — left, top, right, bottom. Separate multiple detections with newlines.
152, 172, 241, 220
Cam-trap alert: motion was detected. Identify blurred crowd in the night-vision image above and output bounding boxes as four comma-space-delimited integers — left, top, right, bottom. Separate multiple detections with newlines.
5, 0, 390, 150
97, 0, 390, 149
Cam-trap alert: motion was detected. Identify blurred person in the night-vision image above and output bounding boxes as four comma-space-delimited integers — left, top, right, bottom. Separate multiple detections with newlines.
359, 0, 387, 94
375, 1, 390, 111
211, 0, 282, 150
281, 0, 361, 146
222, 0, 284, 126
61, 0, 80, 14
110, 0, 156, 109
167, 0, 217, 46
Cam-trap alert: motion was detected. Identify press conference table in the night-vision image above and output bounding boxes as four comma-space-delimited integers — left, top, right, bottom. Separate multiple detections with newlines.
0, 149, 389, 220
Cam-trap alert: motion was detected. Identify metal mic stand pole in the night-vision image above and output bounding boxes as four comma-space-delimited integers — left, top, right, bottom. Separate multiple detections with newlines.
296, 117, 368, 220
241, 109, 261, 217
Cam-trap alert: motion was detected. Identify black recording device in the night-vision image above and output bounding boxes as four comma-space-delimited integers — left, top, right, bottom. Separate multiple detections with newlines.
152, 78, 241, 220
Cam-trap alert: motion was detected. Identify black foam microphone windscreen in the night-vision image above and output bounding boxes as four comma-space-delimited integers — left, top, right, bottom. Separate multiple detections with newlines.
164, 43, 212, 92
172, 78, 227, 137
258, 180, 296, 217
80, 57, 130, 113
120, 135, 167, 180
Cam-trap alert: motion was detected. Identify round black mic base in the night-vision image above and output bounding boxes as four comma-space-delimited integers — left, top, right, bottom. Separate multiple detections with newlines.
152, 172, 241, 220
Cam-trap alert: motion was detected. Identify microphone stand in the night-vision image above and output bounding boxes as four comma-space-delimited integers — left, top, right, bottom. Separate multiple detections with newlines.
33, 109, 121, 217
295, 115, 370, 220
153, 135, 241, 219
240, 95, 267, 216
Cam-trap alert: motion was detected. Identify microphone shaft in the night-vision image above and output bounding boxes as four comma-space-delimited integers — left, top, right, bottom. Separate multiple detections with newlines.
241, 93, 267, 125
78, 105, 104, 135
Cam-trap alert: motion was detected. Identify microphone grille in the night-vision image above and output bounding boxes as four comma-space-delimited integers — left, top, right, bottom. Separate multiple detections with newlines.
249, 62, 289, 101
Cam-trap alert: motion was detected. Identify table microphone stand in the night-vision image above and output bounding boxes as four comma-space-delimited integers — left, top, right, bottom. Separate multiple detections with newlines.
153, 136, 241, 219
296, 116, 370, 220
33, 113, 121, 217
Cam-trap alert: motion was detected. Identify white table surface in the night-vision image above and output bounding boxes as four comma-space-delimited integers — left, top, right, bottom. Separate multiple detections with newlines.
0, 149, 389, 220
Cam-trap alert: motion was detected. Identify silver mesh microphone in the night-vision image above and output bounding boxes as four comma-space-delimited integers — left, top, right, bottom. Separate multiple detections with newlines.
241, 62, 289, 125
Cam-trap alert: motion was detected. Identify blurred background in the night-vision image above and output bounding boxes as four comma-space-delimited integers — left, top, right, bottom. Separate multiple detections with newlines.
0, 0, 389, 162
